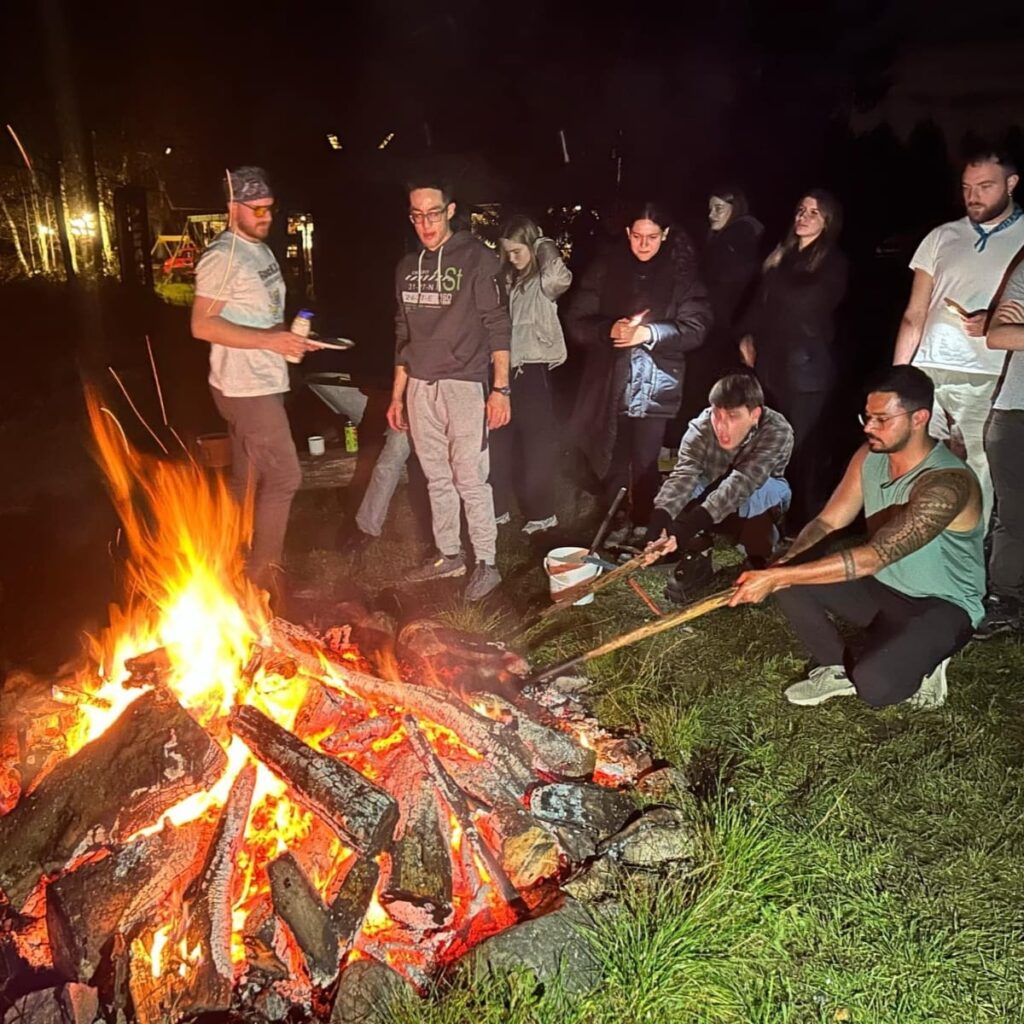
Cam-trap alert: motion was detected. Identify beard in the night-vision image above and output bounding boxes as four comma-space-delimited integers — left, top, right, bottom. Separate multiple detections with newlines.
865, 431, 911, 454
966, 192, 1012, 224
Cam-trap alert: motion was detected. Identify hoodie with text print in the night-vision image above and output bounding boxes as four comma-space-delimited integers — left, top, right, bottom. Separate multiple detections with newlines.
394, 230, 511, 384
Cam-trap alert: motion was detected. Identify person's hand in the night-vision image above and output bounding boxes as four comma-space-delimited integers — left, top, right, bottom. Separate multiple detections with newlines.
729, 568, 784, 606
739, 335, 756, 367
266, 329, 318, 361
642, 529, 677, 564
386, 398, 407, 432
612, 322, 652, 348
958, 311, 988, 337
487, 391, 511, 429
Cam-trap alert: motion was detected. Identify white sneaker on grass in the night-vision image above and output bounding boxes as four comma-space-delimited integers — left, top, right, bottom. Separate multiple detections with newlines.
784, 665, 857, 706
406, 551, 466, 583
522, 515, 558, 535
465, 561, 501, 602
907, 658, 948, 709
495, 512, 511, 526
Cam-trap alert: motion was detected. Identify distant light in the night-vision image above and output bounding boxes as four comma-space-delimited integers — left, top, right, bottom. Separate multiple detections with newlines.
378, 132, 395, 150
164, 146, 173, 155
573, 205, 582, 212
69, 211, 96, 238
327, 133, 342, 150
37, 224, 51, 235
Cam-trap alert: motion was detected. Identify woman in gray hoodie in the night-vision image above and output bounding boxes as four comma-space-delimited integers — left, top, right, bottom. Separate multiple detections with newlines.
489, 215, 572, 534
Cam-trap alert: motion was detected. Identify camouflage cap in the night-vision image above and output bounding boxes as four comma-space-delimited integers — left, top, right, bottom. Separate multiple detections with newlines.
224, 166, 273, 203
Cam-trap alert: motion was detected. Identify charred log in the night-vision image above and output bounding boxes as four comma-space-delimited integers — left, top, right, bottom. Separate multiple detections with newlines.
329, 856, 380, 954
379, 753, 452, 929
46, 818, 215, 982
229, 704, 398, 854
0, 690, 226, 909
268, 853, 339, 988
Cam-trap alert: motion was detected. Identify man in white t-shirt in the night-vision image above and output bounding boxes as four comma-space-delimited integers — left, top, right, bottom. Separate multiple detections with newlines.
191, 166, 316, 595
892, 146, 1022, 524
975, 261, 1024, 638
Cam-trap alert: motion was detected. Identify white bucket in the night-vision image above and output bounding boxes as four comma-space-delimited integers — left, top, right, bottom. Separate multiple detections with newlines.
545, 546, 601, 606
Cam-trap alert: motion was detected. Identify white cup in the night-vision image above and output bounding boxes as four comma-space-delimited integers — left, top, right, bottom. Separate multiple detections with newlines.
307, 435, 325, 456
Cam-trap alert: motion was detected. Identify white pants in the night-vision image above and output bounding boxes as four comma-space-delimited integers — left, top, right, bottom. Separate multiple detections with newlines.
923, 367, 997, 525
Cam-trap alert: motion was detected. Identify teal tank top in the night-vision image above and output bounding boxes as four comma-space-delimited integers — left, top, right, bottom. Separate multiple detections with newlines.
861, 443, 985, 626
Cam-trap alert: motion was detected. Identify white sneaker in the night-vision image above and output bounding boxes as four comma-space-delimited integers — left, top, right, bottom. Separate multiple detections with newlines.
907, 658, 948, 709
495, 512, 511, 526
522, 515, 558, 535
784, 665, 857, 707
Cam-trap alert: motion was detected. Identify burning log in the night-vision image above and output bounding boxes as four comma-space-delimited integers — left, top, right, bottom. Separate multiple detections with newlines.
329, 856, 380, 953
403, 716, 522, 910
46, 818, 215, 982
130, 765, 256, 1019
396, 618, 530, 694
229, 704, 399, 854
473, 692, 596, 778
268, 853, 339, 988
0, 690, 226, 910
380, 752, 452, 929
271, 620, 536, 796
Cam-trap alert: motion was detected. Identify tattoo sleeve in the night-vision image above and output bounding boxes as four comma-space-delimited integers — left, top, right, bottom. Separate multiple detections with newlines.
868, 470, 972, 567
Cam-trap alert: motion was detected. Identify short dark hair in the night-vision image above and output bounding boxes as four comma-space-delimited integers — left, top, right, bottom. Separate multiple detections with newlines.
406, 176, 454, 205
866, 365, 935, 413
709, 372, 764, 411
962, 142, 1019, 178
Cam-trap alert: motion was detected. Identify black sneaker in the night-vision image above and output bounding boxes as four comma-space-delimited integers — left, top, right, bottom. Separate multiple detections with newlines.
665, 551, 714, 605
338, 528, 376, 557
973, 595, 1023, 641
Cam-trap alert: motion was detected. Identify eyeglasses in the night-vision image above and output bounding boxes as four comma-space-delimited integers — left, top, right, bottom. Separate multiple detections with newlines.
858, 410, 912, 428
237, 201, 275, 217
409, 207, 447, 226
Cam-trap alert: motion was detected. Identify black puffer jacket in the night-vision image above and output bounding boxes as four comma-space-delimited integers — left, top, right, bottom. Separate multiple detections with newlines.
566, 232, 712, 475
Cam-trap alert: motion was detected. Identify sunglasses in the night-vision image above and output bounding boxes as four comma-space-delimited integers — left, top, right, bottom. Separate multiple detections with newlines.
236, 200, 275, 217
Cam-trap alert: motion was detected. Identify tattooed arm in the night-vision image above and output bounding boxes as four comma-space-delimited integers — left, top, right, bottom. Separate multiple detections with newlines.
731, 468, 976, 605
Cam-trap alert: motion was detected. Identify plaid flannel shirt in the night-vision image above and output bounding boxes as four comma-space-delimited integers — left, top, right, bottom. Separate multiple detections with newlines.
654, 407, 794, 524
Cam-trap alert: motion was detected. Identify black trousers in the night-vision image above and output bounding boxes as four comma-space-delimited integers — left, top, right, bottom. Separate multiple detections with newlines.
776, 577, 973, 707
985, 408, 1024, 601
774, 387, 829, 532
489, 364, 558, 521
603, 415, 668, 527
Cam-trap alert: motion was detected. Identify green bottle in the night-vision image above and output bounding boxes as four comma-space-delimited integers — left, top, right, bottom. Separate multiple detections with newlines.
344, 420, 359, 453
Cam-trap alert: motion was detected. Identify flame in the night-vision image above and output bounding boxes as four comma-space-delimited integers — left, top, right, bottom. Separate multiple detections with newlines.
6, 388, 544, 996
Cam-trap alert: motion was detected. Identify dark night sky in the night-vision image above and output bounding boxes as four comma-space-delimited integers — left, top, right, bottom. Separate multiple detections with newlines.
3, 0, 1024, 216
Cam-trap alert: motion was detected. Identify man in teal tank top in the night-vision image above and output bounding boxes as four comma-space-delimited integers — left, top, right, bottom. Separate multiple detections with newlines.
730, 366, 984, 708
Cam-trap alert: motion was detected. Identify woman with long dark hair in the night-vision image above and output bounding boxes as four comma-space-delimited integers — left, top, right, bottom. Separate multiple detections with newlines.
489, 214, 572, 535
566, 201, 712, 542
739, 188, 848, 529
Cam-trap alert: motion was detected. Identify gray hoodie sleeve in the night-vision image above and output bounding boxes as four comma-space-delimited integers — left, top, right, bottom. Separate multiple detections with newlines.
394, 261, 410, 366
536, 237, 572, 301
474, 250, 511, 353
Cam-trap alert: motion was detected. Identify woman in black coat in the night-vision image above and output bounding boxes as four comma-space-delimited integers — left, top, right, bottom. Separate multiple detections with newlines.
566, 201, 713, 538
739, 188, 848, 530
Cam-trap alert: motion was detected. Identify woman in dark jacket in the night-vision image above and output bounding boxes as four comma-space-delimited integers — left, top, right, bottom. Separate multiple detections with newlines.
739, 188, 848, 530
566, 201, 712, 537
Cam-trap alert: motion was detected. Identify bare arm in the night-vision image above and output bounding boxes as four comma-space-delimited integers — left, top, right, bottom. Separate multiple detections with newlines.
387, 365, 410, 431
190, 297, 311, 358
776, 446, 868, 563
892, 269, 934, 365
732, 468, 975, 604
987, 298, 1024, 351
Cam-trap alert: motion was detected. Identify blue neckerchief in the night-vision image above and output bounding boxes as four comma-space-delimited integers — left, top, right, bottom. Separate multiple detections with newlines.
972, 204, 1023, 252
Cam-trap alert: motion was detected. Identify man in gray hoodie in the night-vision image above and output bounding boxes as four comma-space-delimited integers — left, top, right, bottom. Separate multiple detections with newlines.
387, 178, 512, 601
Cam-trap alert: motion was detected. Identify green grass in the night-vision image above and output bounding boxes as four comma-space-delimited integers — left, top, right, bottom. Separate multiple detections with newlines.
289, 486, 1024, 1023
153, 279, 195, 306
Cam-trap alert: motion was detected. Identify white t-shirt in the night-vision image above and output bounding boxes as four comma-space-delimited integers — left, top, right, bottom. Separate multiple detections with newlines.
994, 262, 1024, 411
195, 231, 289, 397
909, 213, 1024, 376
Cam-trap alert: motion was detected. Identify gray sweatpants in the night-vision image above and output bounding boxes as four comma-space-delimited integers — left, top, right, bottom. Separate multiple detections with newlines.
211, 388, 302, 581
406, 378, 496, 564
355, 427, 411, 537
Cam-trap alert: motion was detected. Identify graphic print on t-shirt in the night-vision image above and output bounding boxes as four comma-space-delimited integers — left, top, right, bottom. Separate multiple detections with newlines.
401, 265, 464, 307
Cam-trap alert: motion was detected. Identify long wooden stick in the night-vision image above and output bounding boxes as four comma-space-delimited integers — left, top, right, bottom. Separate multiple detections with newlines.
528, 588, 734, 683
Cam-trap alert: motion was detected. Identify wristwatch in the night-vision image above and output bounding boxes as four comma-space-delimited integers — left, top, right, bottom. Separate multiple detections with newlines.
491, 385, 512, 396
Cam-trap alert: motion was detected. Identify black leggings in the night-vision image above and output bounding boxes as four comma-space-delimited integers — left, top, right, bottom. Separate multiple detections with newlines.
603, 416, 668, 527
776, 577, 973, 707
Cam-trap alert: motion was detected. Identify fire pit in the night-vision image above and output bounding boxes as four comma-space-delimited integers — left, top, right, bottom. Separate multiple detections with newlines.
0, 393, 698, 1023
